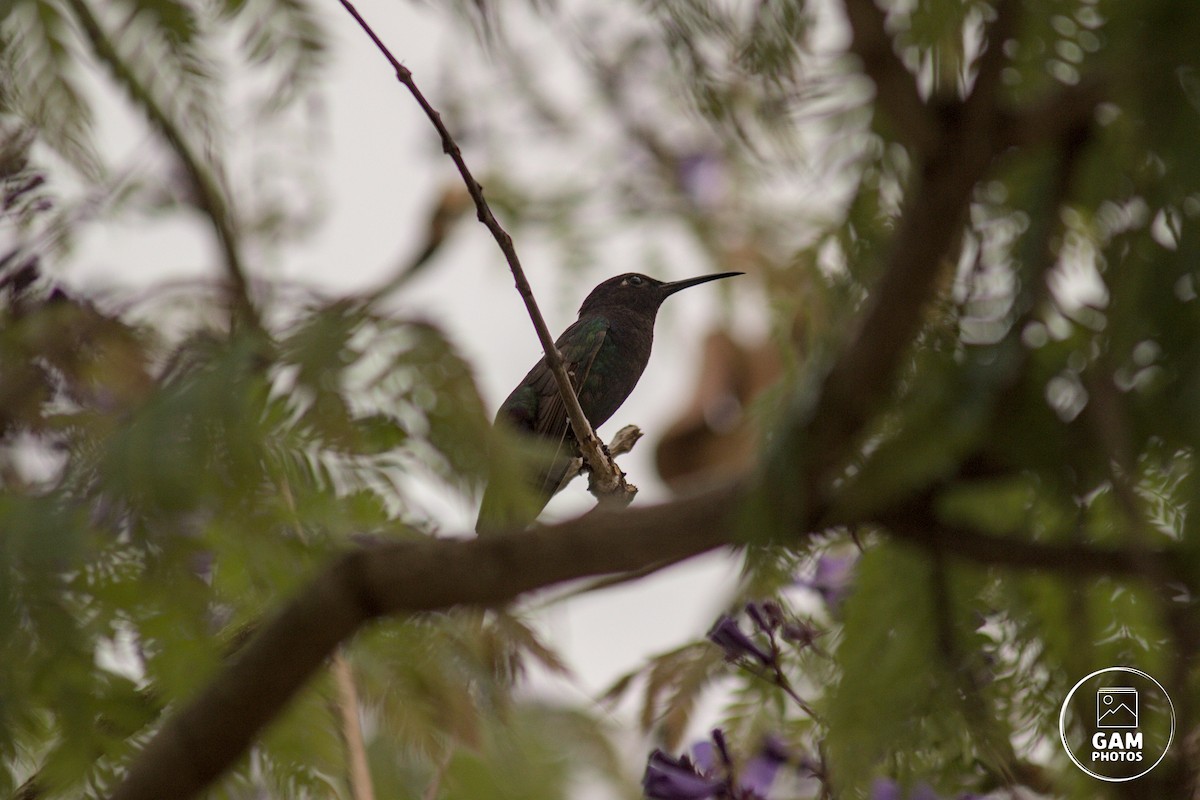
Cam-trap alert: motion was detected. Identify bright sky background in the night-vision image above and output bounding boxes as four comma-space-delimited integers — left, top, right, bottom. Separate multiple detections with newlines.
63, 0, 766, 717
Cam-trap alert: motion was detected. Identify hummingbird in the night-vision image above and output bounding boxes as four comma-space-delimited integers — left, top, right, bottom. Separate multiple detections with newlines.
476, 270, 742, 533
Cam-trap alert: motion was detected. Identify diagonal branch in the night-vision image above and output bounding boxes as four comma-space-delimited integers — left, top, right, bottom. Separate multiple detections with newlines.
1001, 77, 1106, 149
338, 0, 631, 503
800, 110, 993, 500
798, 0, 1027, 505
107, 484, 742, 800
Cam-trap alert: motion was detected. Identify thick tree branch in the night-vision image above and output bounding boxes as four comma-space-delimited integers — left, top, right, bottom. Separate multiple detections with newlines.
337, 0, 632, 504
800, 1, 1023, 502
801, 119, 989, 496
877, 506, 1151, 577
106, 469, 1171, 800
108, 484, 742, 800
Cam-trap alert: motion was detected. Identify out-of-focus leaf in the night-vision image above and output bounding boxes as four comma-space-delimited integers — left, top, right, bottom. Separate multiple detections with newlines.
0, 0, 99, 173
826, 542, 990, 794
441, 701, 626, 800
934, 475, 1036, 536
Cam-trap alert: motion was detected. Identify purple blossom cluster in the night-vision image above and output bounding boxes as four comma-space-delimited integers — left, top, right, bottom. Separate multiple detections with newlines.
659, 556, 864, 800
643, 729, 800, 800
706, 600, 824, 670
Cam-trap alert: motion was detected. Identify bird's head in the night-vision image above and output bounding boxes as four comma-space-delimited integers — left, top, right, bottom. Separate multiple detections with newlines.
577, 271, 742, 317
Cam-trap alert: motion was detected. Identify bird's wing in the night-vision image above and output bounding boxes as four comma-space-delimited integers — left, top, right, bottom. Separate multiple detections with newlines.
532, 316, 609, 436
529, 317, 610, 490
478, 317, 610, 533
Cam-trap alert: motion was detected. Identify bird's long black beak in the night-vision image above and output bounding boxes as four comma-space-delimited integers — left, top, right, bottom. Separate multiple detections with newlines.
659, 271, 743, 298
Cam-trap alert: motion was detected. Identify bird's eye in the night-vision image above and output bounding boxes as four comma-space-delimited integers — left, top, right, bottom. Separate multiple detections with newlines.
627, 275, 644, 286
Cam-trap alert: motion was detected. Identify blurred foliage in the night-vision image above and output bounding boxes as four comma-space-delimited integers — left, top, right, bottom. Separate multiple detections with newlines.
447, 0, 1200, 797
3, 0, 1200, 798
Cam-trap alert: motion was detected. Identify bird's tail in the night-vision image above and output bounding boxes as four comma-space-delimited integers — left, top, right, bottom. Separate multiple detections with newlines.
474, 480, 546, 534
474, 451, 576, 534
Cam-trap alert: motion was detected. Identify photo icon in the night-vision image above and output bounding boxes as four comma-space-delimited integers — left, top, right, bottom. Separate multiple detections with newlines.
1097, 687, 1138, 729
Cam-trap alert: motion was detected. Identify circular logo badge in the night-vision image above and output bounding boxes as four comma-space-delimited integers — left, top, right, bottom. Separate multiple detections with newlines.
1059, 666, 1175, 782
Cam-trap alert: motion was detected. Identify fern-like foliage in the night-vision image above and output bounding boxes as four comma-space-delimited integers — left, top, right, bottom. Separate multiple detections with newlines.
219, 0, 326, 110
0, 0, 99, 175
98, 0, 222, 150
0, 275, 557, 794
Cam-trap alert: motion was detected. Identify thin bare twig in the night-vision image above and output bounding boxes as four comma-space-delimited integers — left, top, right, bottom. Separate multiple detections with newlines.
337, 0, 632, 504
554, 423, 643, 496
421, 748, 454, 800
331, 651, 375, 800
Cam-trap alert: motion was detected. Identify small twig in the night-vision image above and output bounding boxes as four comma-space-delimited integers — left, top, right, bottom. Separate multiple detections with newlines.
768, 667, 823, 724
331, 651, 375, 800
338, 0, 630, 503
421, 748, 454, 800
552, 424, 644, 497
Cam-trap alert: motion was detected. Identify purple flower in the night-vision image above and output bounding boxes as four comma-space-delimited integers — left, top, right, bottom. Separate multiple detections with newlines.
780, 619, 825, 654
691, 740, 720, 775
870, 779, 903, 800
757, 734, 791, 765
745, 602, 772, 633
745, 601, 786, 634
739, 753, 783, 798
707, 615, 774, 666
677, 150, 727, 211
646, 731, 796, 800
711, 728, 732, 765
643, 750, 724, 800
799, 554, 857, 609
720, 730, 790, 799
762, 601, 786, 629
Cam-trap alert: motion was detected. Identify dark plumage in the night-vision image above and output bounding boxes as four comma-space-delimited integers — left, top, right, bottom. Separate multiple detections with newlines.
476, 271, 741, 533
